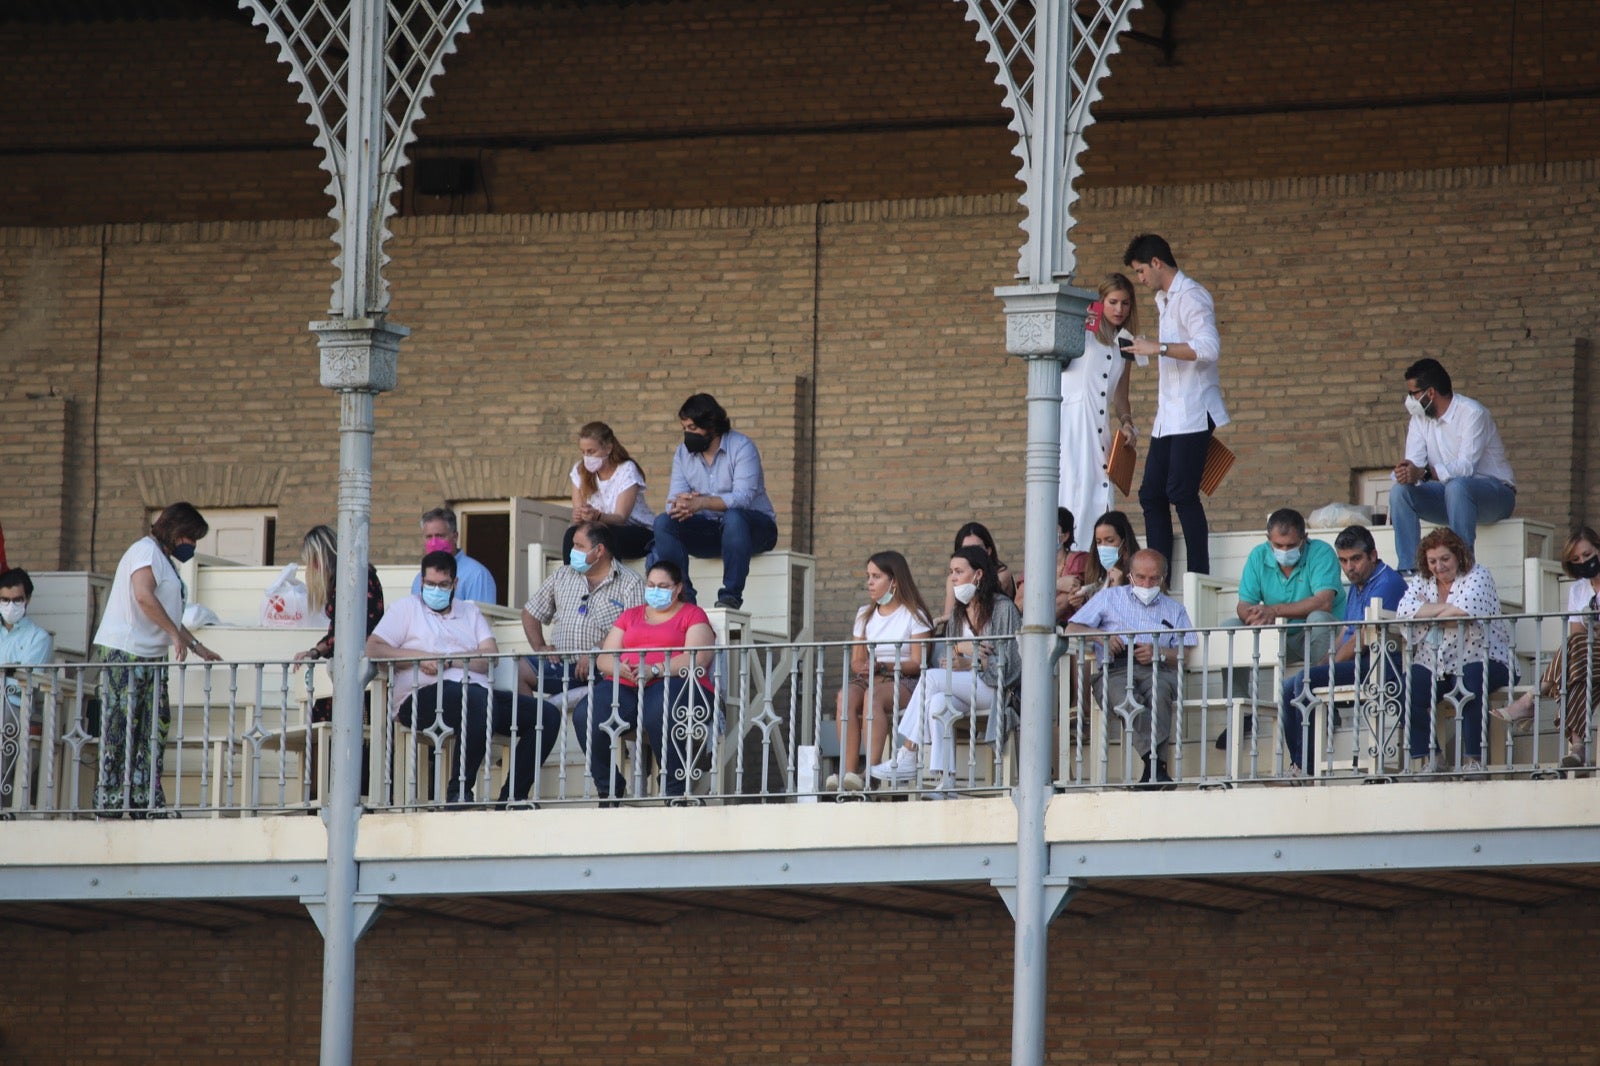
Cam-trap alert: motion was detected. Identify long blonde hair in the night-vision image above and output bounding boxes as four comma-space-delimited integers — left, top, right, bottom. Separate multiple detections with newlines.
301, 524, 337, 616
1092, 273, 1139, 346
575, 421, 641, 500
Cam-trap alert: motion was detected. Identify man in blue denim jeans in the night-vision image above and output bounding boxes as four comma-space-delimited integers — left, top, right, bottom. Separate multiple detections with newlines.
1277, 525, 1408, 776
1390, 358, 1516, 573
649, 393, 779, 610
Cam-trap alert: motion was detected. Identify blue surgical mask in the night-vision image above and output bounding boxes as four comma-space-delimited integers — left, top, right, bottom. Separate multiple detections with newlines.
1097, 545, 1120, 569
172, 543, 197, 563
421, 585, 452, 611
644, 587, 673, 610
569, 547, 593, 574
1273, 545, 1302, 568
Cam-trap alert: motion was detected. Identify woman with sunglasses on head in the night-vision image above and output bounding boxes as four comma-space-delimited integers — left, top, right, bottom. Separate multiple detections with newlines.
1060, 273, 1140, 545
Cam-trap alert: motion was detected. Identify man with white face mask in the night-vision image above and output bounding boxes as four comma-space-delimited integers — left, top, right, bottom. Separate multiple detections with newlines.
1, 568, 53, 806
1066, 549, 1197, 788
1390, 357, 1516, 572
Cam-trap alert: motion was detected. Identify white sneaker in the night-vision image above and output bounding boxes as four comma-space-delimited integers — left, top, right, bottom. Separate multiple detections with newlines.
1459, 756, 1485, 776
923, 773, 957, 800
869, 746, 919, 783
824, 773, 840, 791
841, 771, 865, 792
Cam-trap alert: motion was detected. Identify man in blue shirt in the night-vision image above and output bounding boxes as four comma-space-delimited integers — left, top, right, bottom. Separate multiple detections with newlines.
2, 568, 54, 806
648, 393, 779, 609
1278, 525, 1409, 775
410, 506, 498, 605
1066, 549, 1198, 788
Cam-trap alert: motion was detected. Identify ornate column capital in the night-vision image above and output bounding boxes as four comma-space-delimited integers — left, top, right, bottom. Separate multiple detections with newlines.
995, 283, 1095, 362
310, 316, 410, 392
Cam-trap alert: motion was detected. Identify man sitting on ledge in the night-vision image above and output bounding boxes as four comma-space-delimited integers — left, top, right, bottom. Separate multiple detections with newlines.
1390, 357, 1516, 573
648, 392, 779, 610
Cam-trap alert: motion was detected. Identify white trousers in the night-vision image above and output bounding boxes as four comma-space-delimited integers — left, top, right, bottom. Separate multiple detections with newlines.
897, 669, 996, 776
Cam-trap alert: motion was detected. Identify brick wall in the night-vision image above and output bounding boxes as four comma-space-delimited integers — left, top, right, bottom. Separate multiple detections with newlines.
1, 893, 1597, 1062
1, 159, 1595, 635
3, 0, 1600, 225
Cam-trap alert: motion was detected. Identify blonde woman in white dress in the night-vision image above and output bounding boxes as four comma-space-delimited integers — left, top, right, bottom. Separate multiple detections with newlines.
1058, 273, 1139, 547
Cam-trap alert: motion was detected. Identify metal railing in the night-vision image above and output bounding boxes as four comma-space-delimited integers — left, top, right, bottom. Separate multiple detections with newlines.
1, 610, 1593, 818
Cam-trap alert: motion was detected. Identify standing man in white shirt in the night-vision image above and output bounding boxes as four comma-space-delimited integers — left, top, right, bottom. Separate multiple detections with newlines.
1389, 358, 1516, 572
1123, 234, 1229, 576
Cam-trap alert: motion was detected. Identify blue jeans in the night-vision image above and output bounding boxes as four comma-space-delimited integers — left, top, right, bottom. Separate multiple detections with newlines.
523, 655, 590, 708
1390, 476, 1516, 571
1139, 419, 1213, 575
1278, 652, 1402, 769
399, 681, 562, 802
1405, 660, 1510, 760
575, 677, 717, 797
649, 509, 778, 606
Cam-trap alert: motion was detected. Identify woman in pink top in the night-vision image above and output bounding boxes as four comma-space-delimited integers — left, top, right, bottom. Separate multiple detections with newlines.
576, 560, 716, 799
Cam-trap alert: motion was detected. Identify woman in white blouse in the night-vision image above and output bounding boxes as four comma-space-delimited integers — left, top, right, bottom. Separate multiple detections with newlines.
1495, 525, 1600, 769
567, 421, 655, 560
1396, 528, 1514, 774
825, 551, 933, 793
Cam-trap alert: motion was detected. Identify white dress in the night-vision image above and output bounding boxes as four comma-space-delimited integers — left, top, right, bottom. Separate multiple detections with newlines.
1058, 330, 1127, 541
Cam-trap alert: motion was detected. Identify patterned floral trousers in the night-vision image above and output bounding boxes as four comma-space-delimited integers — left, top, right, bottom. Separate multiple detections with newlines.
95, 646, 171, 812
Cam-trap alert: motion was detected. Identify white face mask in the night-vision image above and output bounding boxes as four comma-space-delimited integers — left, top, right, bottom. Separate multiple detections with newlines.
0, 602, 24, 626
875, 587, 896, 607
952, 582, 978, 605
582, 454, 607, 473
1272, 545, 1302, 568
1131, 584, 1160, 606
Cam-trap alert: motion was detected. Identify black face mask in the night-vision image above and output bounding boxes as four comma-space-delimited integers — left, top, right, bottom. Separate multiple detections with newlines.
683, 431, 713, 454
172, 543, 197, 563
1574, 556, 1600, 581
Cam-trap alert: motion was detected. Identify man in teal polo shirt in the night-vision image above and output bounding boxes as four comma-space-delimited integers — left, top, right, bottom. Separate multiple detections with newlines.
1217, 508, 1344, 747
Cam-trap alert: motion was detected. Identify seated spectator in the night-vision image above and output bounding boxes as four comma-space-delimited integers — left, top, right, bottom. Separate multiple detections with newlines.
1, 568, 53, 805
565, 421, 655, 560
1494, 525, 1600, 770
576, 560, 717, 799
1396, 528, 1514, 775
518, 521, 644, 706
1277, 525, 1408, 776
1015, 507, 1089, 625
410, 506, 497, 605
1067, 510, 1140, 615
649, 393, 779, 610
870, 546, 1021, 798
368, 550, 561, 805
1390, 357, 1516, 571
1220, 508, 1345, 747
826, 551, 933, 793
938, 522, 1017, 625
1065, 549, 1197, 788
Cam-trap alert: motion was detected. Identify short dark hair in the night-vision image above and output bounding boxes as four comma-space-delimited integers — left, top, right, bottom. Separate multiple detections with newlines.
0, 567, 34, 599
678, 393, 731, 436
1123, 233, 1177, 269
647, 559, 684, 586
1403, 358, 1453, 397
575, 520, 614, 557
420, 549, 458, 580
1265, 508, 1307, 538
150, 502, 209, 552
1333, 525, 1378, 554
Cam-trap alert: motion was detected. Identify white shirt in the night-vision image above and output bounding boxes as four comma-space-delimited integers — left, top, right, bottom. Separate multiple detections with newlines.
1396, 565, 1513, 674
94, 536, 185, 658
569, 459, 655, 528
369, 595, 495, 717
1566, 577, 1599, 626
1402, 392, 1515, 487
852, 603, 933, 665
1151, 271, 1229, 437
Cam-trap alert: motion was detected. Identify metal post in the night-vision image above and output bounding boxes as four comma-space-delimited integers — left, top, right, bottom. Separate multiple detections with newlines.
313, 319, 404, 1066
997, 283, 1091, 1066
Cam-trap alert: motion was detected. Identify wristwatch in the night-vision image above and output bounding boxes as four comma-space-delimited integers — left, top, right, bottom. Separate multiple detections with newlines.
1158, 343, 1169, 357
649, 663, 663, 679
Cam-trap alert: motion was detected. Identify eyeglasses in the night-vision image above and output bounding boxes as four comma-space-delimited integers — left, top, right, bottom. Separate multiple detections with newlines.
421, 580, 454, 591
